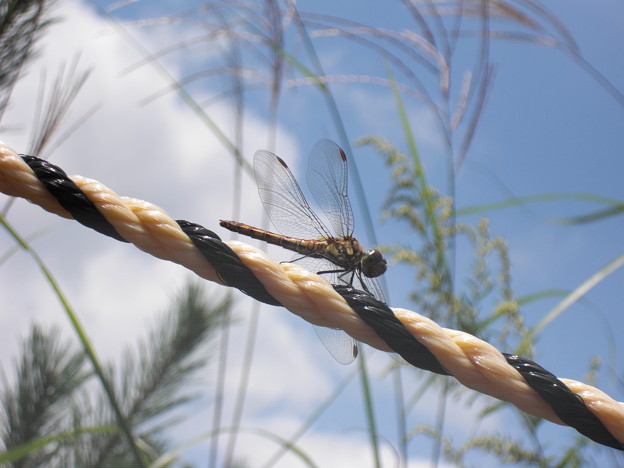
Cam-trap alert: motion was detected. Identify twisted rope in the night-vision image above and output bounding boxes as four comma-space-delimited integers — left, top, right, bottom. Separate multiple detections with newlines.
1, 142, 622, 450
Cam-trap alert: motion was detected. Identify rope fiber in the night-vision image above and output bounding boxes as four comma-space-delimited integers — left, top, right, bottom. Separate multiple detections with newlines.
1, 142, 622, 450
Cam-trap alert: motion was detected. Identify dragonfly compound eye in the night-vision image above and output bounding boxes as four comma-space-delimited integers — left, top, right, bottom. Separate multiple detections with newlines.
361, 249, 387, 278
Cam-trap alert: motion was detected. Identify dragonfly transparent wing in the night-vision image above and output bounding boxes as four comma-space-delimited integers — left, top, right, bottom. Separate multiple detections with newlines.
307, 139, 354, 238
351, 270, 386, 303
314, 326, 358, 365
253, 144, 377, 365
307, 140, 385, 302
254, 150, 332, 240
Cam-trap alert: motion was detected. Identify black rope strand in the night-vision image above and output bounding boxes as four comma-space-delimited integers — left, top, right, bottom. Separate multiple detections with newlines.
16, 154, 623, 451
334, 285, 449, 376
178, 220, 281, 307
22, 155, 128, 242
505, 354, 623, 450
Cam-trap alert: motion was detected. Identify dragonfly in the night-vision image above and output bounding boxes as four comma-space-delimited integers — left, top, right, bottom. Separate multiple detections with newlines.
220, 139, 387, 364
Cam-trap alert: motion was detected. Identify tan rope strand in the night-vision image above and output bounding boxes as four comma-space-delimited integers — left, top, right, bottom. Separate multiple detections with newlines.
0, 143, 72, 219
1, 142, 623, 444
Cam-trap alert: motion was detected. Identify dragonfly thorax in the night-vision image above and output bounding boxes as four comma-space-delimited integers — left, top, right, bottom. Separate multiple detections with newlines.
360, 249, 387, 278
322, 236, 364, 268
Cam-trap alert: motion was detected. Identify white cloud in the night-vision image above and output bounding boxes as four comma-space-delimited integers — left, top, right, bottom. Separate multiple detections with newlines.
0, 0, 350, 446
2, 2, 282, 308
0, 0, 297, 379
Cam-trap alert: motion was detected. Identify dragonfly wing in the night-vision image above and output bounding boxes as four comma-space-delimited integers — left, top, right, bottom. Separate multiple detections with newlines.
313, 325, 358, 365
254, 149, 332, 239
355, 274, 386, 303
307, 139, 354, 238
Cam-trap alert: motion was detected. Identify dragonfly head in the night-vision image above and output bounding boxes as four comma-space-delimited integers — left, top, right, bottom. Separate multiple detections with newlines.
361, 249, 387, 278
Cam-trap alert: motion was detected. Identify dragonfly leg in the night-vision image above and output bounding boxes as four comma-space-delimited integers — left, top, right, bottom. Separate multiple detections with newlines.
317, 268, 355, 286
317, 268, 348, 276
283, 254, 308, 265
356, 270, 373, 295
336, 269, 358, 287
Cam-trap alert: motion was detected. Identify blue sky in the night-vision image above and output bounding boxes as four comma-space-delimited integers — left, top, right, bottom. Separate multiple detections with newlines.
0, 0, 623, 466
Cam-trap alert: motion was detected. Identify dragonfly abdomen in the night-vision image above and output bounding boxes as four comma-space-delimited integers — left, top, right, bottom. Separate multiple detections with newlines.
220, 220, 321, 256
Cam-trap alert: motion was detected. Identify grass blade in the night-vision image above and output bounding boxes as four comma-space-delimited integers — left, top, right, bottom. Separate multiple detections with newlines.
0, 427, 119, 464
517, 253, 624, 354
0, 214, 149, 467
